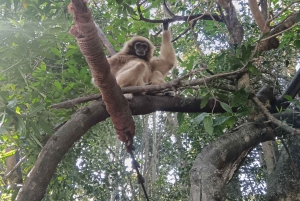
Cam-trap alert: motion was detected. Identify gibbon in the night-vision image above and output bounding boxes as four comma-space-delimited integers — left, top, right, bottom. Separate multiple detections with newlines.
102, 21, 176, 92
107, 36, 155, 88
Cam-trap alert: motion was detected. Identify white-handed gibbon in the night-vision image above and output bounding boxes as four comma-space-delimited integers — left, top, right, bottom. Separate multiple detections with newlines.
103, 20, 176, 92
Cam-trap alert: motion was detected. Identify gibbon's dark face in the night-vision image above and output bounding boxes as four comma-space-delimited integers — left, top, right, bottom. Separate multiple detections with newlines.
134, 42, 148, 57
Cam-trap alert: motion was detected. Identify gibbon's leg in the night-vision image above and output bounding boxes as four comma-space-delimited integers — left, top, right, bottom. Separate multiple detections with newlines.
116, 61, 150, 99
150, 71, 166, 85
148, 71, 175, 96
116, 61, 147, 87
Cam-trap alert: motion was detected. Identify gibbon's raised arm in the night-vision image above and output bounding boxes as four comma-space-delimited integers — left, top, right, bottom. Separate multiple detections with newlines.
151, 21, 176, 76
149, 21, 176, 85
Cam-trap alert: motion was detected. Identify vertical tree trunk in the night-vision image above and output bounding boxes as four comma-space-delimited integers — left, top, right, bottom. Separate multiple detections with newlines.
151, 112, 158, 195
142, 115, 150, 193
262, 140, 279, 176
267, 136, 300, 201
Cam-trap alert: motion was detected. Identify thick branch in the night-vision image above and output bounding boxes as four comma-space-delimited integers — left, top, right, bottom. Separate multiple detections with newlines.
217, 0, 244, 45
248, 0, 280, 51
248, 0, 270, 33
50, 68, 245, 109
189, 122, 274, 201
16, 101, 110, 201
15, 95, 230, 201
276, 68, 300, 104
270, 13, 297, 36
260, 0, 268, 21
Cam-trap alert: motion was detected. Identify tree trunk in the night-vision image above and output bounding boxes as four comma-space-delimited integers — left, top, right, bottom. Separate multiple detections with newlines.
267, 136, 300, 201
151, 112, 158, 195
189, 122, 273, 201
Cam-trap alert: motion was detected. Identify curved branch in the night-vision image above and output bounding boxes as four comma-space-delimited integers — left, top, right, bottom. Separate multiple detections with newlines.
15, 95, 230, 201
190, 122, 274, 200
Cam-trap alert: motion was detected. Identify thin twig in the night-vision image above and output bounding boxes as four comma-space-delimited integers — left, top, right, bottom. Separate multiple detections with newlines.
260, 22, 300, 42
267, 1, 300, 23
251, 96, 300, 135
4, 155, 27, 179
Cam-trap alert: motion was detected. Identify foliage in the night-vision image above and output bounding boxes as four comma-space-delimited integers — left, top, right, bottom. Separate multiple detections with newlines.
0, 0, 300, 200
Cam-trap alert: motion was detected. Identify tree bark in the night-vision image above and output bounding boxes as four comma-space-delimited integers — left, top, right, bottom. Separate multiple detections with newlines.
267, 136, 300, 201
189, 122, 274, 201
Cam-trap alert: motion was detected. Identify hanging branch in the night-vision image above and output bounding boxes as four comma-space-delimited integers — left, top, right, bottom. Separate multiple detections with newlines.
68, 0, 135, 146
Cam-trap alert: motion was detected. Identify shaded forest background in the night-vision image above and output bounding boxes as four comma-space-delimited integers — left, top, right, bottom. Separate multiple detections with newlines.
1, 0, 300, 201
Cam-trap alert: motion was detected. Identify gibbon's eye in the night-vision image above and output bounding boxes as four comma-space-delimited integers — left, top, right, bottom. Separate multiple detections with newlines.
142, 43, 148, 50
135, 42, 142, 49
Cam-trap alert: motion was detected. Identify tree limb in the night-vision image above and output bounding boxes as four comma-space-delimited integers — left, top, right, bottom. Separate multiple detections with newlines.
189, 122, 274, 201
15, 95, 233, 201
50, 68, 245, 109
276, 68, 300, 105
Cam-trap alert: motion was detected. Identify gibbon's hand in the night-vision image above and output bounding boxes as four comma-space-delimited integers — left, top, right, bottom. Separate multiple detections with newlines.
162, 19, 169, 31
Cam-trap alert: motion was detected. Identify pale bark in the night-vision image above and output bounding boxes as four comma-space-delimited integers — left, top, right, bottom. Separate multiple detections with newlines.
189, 122, 274, 201
267, 136, 300, 201
151, 112, 158, 193
262, 140, 279, 176
142, 115, 150, 195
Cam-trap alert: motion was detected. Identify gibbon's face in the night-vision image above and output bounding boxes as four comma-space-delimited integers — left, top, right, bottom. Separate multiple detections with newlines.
134, 42, 148, 57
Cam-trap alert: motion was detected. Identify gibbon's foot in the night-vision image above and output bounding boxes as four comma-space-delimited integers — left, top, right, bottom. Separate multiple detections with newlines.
147, 91, 175, 96
124, 93, 133, 100
164, 90, 175, 96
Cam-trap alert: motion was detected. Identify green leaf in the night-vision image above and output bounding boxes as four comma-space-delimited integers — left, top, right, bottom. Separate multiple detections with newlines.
220, 102, 232, 113
0, 149, 16, 159
214, 116, 231, 126
200, 96, 209, 109
284, 95, 293, 101
7, 97, 17, 109
294, 40, 300, 49
15, 114, 25, 134
65, 48, 76, 58
63, 83, 75, 93
54, 80, 62, 91
241, 44, 252, 62
177, 112, 184, 127
28, 104, 46, 117
296, 12, 300, 23
203, 116, 213, 135
39, 119, 53, 134
116, 0, 123, 4
230, 89, 249, 107
226, 116, 237, 128
236, 107, 252, 117
193, 113, 209, 124
247, 63, 260, 75
50, 47, 61, 58
40, 61, 46, 71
